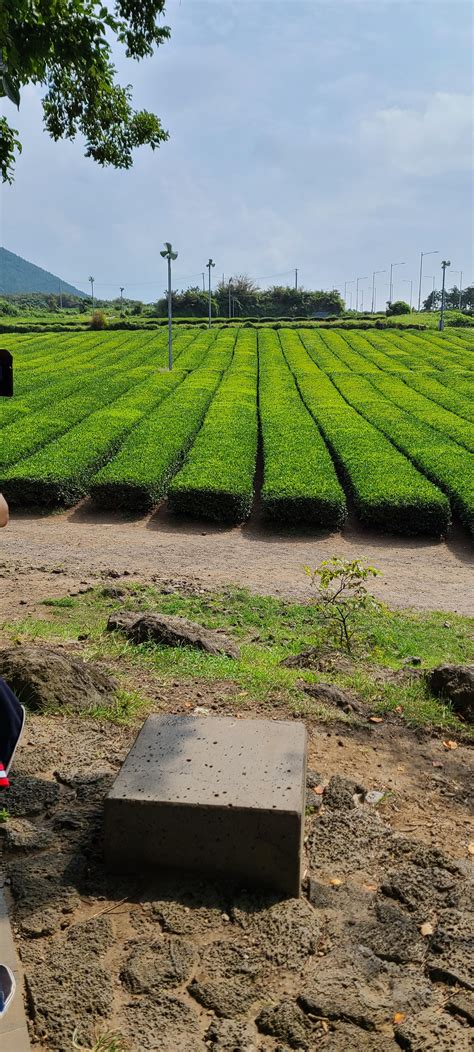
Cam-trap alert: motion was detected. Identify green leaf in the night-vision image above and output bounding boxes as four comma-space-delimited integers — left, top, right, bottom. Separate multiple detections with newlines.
2, 74, 20, 108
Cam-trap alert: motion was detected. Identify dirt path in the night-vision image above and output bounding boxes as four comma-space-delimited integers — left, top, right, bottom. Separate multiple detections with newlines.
0, 503, 472, 618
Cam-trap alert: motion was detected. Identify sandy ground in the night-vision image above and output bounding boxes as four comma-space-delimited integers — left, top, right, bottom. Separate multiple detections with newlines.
2, 710, 473, 1051
0, 503, 472, 618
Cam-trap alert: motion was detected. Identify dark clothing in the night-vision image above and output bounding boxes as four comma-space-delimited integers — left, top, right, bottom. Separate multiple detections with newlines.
0, 677, 25, 775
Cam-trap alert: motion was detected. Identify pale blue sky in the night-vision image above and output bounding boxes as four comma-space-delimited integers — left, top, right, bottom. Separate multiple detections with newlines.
1, 0, 472, 304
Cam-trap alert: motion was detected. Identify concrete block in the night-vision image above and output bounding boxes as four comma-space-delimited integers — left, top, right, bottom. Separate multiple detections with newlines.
104, 714, 307, 896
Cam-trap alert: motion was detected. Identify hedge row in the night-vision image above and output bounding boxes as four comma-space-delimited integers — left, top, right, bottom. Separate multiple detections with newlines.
3, 371, 184, 507
168, 331, 258, 524
397, 372, 474, 423
368, 374, 474, 452
0, 367, 147, 476
90, 369, 224, 510
258, 330, 346, 528
0, 332, 163, 419
332, 374, 473, 532
280, 332, 450, 536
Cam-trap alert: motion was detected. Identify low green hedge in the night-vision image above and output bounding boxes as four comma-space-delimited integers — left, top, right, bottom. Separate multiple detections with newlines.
368, 374, 474, 453
281, 333, 450, 536
169, 331, 258, 524
259, 330, 346, 528
3, 372, 183, 507
0, 370, 136, 476
90, 369, 223, 510
333, 374, 473, 532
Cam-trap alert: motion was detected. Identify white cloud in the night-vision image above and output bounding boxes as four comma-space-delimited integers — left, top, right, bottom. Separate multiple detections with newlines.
360, 92, 472, 176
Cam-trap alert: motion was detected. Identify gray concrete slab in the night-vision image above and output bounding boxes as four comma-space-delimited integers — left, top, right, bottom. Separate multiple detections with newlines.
0, 884, 31, 1050
105, 714, 307, 896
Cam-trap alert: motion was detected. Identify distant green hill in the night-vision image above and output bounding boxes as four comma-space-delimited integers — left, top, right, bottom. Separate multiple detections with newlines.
0, 247, 86, 297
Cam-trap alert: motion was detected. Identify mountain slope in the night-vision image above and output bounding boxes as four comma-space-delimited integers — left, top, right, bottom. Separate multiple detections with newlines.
0, 247, 86, 297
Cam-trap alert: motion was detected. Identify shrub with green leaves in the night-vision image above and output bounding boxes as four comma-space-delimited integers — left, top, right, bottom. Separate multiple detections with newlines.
4, 371, 184, 506
169, 331, 258, 524
259, 330, 346, 527
332, 373, 473, 532
90, 369, 223, 510
281, 332, 450, 536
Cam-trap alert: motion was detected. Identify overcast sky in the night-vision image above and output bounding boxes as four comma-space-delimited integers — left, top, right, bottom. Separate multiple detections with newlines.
1, 0, 472, 304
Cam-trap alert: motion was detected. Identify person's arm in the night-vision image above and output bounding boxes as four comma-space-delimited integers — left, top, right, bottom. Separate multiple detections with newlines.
0, 494, 9, 527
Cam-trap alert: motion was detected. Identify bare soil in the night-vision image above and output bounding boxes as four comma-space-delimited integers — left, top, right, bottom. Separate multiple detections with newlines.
1, 707, 473, 1051
0, 504, 472, 620
0, 511, 472, 1050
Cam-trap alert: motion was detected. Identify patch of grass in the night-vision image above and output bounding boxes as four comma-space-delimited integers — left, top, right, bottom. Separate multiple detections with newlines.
0, 808, 9, 823
72, 1029, 129, 1052
2, 583, 472, 735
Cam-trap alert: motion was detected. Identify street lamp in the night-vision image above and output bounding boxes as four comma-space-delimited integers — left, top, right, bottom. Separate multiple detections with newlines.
426, 276, 436, 311
402, 279, 413, 310
389, 261, 405, 305
439, 260, 450, 331
417, 250, 438, 311
119, 286, 124, 314
371, 270, 386, 313
228, 278, 233, 319
206, 259, 215, 328
450, 271, 462, 309
356, 276, 367, 312
344, 280, 354, 309
160, 242, 178, 370
89, 275, 95, 312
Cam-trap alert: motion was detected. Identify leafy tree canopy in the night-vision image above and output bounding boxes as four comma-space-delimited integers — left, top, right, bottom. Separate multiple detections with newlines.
0, 0, 170, 182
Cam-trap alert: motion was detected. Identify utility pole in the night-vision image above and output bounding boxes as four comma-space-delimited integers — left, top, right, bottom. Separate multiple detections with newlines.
58, 280, 63, 310
371, 270, 386, 313
417, 250, 438, 311
361, 290, 364, 311
206, 258, 215, 328
439, 260, 450, 331
459, 271, 463, 309
344, 280, 354, 309
160, 242, 178, 369
295, 268, 298, 291
202, 273, 205, 293
403, 279, 413, 309
120, 286, 124, 314
228, 279, 233, 319
389, 261, 405, 305
89, 275, 95, 312
356, 275, 368, 312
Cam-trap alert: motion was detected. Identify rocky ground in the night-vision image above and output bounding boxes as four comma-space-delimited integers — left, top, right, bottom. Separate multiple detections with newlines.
1, 709, 472, 1052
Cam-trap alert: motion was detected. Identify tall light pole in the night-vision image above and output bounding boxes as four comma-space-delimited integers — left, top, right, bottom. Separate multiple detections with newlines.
58, 280, 63, 310
417, 250, 438, 311
344, 280, 354, 309
295, 268, 298, 291
356, 276, 367, 312
459, 271, 463, 309
428, 276, 436, 311
206, 258, 215, 328
439, 260, 450, 331
202, 272, 205, 293
389, 261, 405, 305
160, 242, 178, 370
228, 278, 233, 319
119, 286, 124, 314
89, 275, 95, 311
403, 279, 413, 310
371, 270, 386, 313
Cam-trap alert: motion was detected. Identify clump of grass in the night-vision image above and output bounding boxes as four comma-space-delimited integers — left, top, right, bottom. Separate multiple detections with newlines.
0, 807, 9, 823
72, 1028, 129, 1052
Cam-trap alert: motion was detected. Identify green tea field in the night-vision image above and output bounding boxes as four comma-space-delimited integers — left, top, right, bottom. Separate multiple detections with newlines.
0, 326, 472, 536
